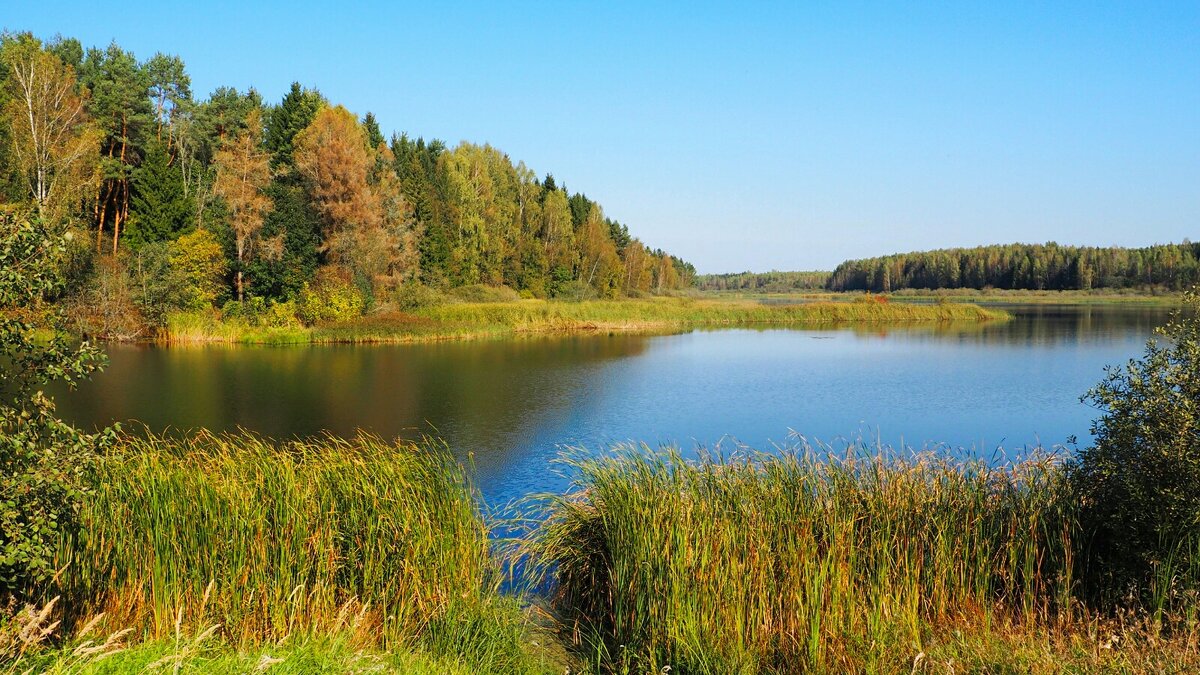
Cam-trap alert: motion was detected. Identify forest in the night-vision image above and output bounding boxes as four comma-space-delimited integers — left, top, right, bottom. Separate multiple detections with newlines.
0, 32, 694, 338
694, 270, 830, 293
827, 241, 1200, 292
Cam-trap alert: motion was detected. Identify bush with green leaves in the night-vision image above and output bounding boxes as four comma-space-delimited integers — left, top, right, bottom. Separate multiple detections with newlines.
447, 283, 520, 303
551, 279, 597, 302
168, 228, 227, 311
296, 268, 366, 325
0, 215, 113, 602
126, 242, 187, 327
220, 296, 299, 328
387, 281, 450, 311
1073, 291, 1200, 603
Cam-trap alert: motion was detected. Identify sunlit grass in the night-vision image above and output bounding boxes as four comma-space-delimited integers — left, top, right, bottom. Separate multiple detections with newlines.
39, 430, 556, 673
163, 297, 1008, 344
9, 431, 1200, 672
528, 442, 1082, 673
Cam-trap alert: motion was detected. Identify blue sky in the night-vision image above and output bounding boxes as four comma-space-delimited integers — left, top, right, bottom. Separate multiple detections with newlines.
7, 2, 1198, 273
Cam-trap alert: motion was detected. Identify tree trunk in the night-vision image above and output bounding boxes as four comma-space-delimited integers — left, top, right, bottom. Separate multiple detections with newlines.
111, 202, 122, 256
236, 240, 245, 302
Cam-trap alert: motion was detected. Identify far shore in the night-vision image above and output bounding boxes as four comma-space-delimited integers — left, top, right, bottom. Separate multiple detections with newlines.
700, 288, 1184, 306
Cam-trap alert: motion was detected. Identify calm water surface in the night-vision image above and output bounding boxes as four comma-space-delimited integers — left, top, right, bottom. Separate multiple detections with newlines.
57, 304, 1170, 506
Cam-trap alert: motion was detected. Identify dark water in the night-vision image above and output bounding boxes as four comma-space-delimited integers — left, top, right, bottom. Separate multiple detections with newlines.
56, 304, 1170, 506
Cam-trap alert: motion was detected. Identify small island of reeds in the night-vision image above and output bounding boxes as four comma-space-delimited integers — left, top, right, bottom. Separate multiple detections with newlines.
162, 295, 1010, 344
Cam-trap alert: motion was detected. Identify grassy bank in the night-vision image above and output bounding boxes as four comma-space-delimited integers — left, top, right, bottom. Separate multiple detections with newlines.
10, 433, 1200, 673
163, 297, 1009, 345
529, 444, 1200, 674
10, 431, 562, 674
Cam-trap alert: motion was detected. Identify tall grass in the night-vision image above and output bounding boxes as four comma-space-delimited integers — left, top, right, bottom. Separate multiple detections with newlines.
160, 298, 1008, 344
529, 442, 1077, 673
45, 431, 550, 672
416, 297, 1009, 332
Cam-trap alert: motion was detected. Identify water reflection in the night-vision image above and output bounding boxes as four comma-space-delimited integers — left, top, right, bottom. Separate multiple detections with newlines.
57, 305, 1171, 505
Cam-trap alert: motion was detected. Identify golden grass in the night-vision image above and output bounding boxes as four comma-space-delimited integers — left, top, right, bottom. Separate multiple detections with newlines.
161, 297, 1009, 345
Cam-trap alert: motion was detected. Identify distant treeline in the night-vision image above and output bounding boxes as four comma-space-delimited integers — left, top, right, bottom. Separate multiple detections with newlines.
827, 242, 1200, 292
695, 270, 831, 292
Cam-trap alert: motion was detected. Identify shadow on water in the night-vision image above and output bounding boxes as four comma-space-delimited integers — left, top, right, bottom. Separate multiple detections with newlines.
55, 304, 1173, 505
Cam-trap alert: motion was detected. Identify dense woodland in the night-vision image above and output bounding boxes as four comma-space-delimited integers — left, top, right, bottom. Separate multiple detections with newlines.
694, 270, 830, 293
0, 33, 694, 335
827, 242, 1200, 292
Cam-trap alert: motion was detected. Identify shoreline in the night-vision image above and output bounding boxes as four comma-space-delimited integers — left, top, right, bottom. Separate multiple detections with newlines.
147, 298, 1010, 346
703, 289, 1184, 306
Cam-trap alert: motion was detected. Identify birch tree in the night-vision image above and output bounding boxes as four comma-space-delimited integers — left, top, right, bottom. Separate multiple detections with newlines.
1, 35, 100, 223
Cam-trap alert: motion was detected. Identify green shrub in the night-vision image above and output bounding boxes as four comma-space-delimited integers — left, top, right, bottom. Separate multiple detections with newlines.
127, 242, 186, 327
390, 281, 451, 311
0, 216, 113, 602
1072, 290, 1200, 603
296, 269, 366, 325
550, 280, 596, 302
169, 228, 227, 310
221, 297, 300, 328
447, 284, 520, 303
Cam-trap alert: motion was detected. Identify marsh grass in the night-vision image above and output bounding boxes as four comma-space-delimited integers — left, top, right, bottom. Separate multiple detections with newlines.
160, 298, 1008, 344
35, 430, 556, 673
9, 431, 1200, 672
414, 297, 1008, 331
528, 442, 1085, 673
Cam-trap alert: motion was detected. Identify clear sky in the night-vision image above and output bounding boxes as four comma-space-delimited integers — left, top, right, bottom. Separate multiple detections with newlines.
6, 2, 1198, 273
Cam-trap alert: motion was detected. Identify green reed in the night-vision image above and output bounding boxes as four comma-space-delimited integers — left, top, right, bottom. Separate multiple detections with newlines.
162, 297, 1007, 344
415, 297, 1009, 331
51, 431, 498, 650
529, 443, 1077, 673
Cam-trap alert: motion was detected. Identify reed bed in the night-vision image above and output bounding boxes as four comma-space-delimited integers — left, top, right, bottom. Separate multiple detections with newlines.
160, 298, 1008, 344
529, 443, 1078, 673
48, 431, 521, 658
415, 297, 1009, 332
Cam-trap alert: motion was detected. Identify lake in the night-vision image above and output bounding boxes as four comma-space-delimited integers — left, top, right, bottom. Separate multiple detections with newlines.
57, 303, 1170, 506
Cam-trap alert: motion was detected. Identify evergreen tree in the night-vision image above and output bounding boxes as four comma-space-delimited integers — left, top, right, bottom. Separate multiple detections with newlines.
248, 182, 322, 299
264, 82, 323, 168
127, 140, 193, 247
363, 111, 384, 149
79, 41, 152, 253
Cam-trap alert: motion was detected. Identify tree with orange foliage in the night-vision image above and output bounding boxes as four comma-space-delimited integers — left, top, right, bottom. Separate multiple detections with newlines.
292, 105, 374, 231
293, 105, 418, 290
212, 108, 272, 302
